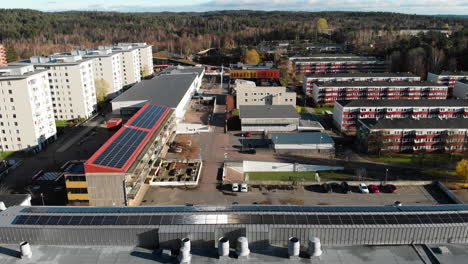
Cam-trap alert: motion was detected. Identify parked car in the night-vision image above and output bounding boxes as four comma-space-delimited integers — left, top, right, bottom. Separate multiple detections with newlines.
368, 184, 380, 193
381, 184, 399, 193
358, 183, 369, 194
239, 148, 256, 154
330, 182, 340, 192
243, 132, 252, 137
232, 183, 239, 192
340, 181, 351, 193
322, 183, 332, 193
240, 183, 248, 192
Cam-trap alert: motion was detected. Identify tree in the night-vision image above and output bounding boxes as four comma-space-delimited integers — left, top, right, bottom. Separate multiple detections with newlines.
141, 65, 150, 77
368, 131, 385, 157
316, 18, 329, 33
456, 159, 468, 183
94, 79, 109, 103
5, 46, 19, 63
244, 49, 261, 65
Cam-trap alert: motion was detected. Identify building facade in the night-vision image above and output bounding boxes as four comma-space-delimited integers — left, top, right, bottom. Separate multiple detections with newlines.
111, 45, 142, 87
313, 81, 448, 104
454, 80, 468, 99
21, 54, 97, 120
271, 132, 335, 157
84, 104, 176, 206
0, 45, 6, 67
290, 54, 386, 75
428, 71, 468, 97
0, 65, 56, 152
334, 99, 468, 132
240, 105, 300, 132
229, 62, 280, 79
303, 72, 421, 94
357, 118, 468, 154
236, 86, 296, 108
118, 42, 154, 77
73, 48, 123, 97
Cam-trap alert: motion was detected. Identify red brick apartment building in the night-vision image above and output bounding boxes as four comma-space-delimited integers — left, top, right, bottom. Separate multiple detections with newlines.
303, 72, 420, 94
290, 54, 386, 75
428, 71, 468, 97
312, 81, 448, 104
0, 45, 7, 66
334, 99, 468, 132
357, 118, 468, 154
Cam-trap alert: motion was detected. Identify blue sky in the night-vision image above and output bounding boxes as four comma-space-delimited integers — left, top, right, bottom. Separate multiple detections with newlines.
3, 0, 468, 15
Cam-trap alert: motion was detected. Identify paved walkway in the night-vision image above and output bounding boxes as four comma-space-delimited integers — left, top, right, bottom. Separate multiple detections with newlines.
56, 116, 105, 153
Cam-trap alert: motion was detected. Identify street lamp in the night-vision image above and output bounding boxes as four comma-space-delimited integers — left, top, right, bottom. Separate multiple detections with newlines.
385, 168, 389, 184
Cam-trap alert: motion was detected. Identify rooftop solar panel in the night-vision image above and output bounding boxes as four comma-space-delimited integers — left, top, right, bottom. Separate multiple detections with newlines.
12, 213, 468, 226
129, 105, 167, 129
92, 128, 148, 168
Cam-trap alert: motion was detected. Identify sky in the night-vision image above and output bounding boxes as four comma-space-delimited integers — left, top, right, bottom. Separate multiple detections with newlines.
2, 0, 468, 15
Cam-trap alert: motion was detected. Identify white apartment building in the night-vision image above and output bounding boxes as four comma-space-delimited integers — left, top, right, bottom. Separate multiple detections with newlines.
0, 65, 56, 152
236, 85, 296, 108
14, 54, 97, 120
118, 43, 154, 77
72, 48, 123, 97
111, 45, 142, 86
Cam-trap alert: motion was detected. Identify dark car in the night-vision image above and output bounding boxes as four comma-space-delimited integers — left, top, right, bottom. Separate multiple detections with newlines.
239, 148, 256, 154
381, 184, 399, 193
322, 183, 332, 193
329, 182, 340, 192
340, 181, 351, 193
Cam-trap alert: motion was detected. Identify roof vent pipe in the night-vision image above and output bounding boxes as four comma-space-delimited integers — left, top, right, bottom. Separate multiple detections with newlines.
0, 201, 6, 211
236, 237, 250, 257
178, 238, 191, 263
308, 237, 322, 257
20, 241, 32, 259
288, 237, 300, 257
218, 237, 230, 257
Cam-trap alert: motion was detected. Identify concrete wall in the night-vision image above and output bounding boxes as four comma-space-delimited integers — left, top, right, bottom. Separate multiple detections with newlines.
275, 148, 335, 157
243, 161, 343, 172
86, 173, 126, 206
454, 81, 468, 99
176, 123, 210, 134
236, 86, 296, 108
333, 101, 345, 131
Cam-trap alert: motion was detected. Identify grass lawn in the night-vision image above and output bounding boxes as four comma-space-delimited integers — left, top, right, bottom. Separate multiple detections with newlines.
370, 153, 462, 165
313, 105, 334, 114
246, 171, 316, 181
245, 170, 355, 182
55, 120, 72, 127
296, 106, 309, 113
0, 151, 15, 158
232, 109, 240, 117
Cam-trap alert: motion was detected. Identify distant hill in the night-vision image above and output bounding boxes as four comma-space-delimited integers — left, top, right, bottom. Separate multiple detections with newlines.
0, 9, 467, 59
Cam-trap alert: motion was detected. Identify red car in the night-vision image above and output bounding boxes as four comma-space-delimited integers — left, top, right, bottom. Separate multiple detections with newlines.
368, 184, 380, 193
243, 132, 252, 137
381, 184, 399, 193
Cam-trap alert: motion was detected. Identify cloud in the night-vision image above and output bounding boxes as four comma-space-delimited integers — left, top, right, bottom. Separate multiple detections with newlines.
40, 0, 468, 15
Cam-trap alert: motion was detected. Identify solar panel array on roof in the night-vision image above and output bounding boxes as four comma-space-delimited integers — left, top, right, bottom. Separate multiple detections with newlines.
128, 105, 168, 129
92, 128, 148, 168
11, 213, 468, 226
19, 204, 468, 214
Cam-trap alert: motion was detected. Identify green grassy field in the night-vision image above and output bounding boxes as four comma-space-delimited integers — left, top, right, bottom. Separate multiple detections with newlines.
0, 151, 15, 158
313, 105, 334, 114
370, 153, 462, 165
296, 106, 309, 113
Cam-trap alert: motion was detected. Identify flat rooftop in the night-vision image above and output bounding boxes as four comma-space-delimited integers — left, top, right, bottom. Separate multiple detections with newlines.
271, 132, 334, 145
317, 81, 445, 87
0, 244, 466, 264
338, 99, 468, 108
305, 72, 418, 78
360, 118, 468, 130
112, 68, 202, 109
239, 105, 300, 119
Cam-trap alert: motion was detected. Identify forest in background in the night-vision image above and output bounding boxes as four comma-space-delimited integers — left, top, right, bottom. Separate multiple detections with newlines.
1, 9, 468, 75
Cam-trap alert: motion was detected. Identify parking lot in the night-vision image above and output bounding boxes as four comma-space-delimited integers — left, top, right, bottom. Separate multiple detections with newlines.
141, 184, 454, 207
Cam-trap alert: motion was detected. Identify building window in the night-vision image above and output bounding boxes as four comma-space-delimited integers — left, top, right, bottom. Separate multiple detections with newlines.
8, 90, 12, 94
9, 98, 14, 103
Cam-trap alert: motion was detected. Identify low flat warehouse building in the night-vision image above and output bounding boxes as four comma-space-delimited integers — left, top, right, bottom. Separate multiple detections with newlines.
334, 99, 468, 132
271, 132, 335, 157
303, 72, 420, 94
111, 66, 204, 121
313, 81, 448, 104
240, 105, 299, 132
84, 104, 176, 206
356, 118, 468, 154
